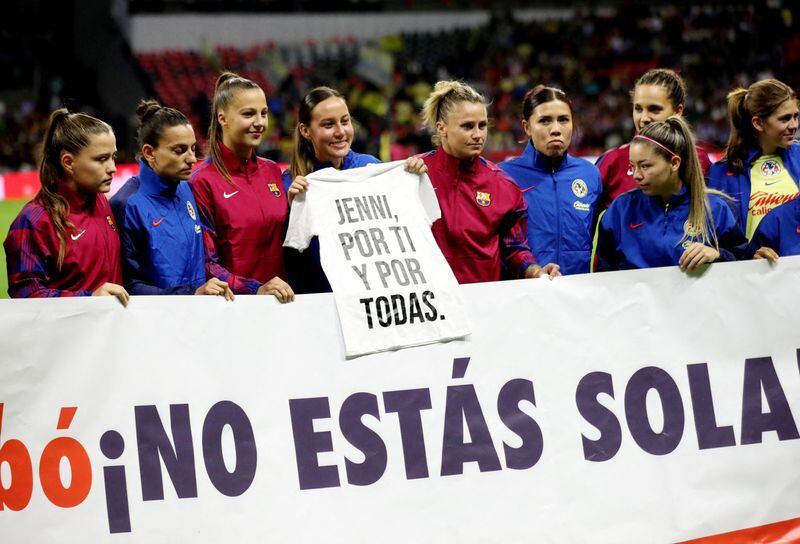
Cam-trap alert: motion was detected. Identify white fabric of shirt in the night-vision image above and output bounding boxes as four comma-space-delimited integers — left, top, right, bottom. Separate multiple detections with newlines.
284, 161, 470, 357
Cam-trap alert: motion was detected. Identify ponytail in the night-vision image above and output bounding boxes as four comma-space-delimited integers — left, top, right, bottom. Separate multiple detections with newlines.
637, 116, 719, 249
37, 108, 112, 269
422, 80, 485, 146
724, 79, 797, 174
207, 71, 262, 186
725, 88, 753, 174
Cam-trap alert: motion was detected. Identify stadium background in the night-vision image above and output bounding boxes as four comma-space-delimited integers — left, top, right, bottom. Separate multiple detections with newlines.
0, 0, 797, 297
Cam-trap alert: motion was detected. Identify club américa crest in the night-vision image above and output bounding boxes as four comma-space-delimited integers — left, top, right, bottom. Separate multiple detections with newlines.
681, 220, 702, 248
761, 159, 781, 177
571, 179, 588, 198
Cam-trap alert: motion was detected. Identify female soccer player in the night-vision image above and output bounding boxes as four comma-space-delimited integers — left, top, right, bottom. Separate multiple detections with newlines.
708, 78, 800, 240
499, 85, 602, 275
190, 71, 293, 301
594, 117, 746, 272
596, 69, 712, 208
419, 80, 559, 283
110, 100, 233, 299
4, 108, 128, 304
284, 86, 426, 293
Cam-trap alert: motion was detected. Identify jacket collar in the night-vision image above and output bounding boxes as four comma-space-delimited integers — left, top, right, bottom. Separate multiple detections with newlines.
745, 145, 786, 166
313, 149, 356, 172
433, 146, 479, 173
218, 141, 259, 176
138, 160, 178, 198
56, 182, 96, 213
651, 182, 689, 208
522, 141, 569, 172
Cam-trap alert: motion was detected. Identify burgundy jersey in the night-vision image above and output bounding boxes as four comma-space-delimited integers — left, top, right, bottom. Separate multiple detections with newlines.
422, 148, 537, 284
190, 143, 288, 293
4, 185, 122, 297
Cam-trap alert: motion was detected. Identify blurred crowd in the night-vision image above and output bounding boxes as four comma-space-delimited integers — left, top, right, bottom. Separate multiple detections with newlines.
1, 2, 799, 172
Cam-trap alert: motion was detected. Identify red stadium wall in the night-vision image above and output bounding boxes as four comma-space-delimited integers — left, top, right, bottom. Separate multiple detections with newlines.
0, 162, 291, 201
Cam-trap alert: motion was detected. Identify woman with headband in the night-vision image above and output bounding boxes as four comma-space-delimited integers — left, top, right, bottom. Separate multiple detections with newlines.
594, 117, 747, 272
596, 69, 712, 209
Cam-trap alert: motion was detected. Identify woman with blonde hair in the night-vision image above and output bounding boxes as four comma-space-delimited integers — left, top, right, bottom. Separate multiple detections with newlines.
419, 80, 559, 283
595, 116, 747, 271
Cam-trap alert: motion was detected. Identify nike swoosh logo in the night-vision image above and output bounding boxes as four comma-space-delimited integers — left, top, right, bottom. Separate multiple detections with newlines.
223, 191, 239, 199
629, 222, 645, 229
71, 230, 86, 241
152, 218, 164, 227
764, 180, 782, 186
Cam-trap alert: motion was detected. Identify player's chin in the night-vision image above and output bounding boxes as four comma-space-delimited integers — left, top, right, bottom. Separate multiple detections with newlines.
465, 146, 483, 158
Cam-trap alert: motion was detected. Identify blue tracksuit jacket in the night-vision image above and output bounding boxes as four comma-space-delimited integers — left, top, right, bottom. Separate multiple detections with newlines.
110, 161, 206, 294
499, 142, 602, 274
595, 185, 747, 271
749, 197, 800, 257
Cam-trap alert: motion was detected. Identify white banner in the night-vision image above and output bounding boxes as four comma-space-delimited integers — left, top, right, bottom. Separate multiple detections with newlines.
1, 259, 799, 543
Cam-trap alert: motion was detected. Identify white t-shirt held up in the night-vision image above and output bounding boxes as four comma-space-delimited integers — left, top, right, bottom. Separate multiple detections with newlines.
284, 161, 470, 357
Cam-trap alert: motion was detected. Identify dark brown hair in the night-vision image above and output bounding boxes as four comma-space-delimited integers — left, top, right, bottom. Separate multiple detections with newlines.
632, 68, 686, 110
290, 86, 346, 179
522, 85, 572, 120
136, 99, 190, 149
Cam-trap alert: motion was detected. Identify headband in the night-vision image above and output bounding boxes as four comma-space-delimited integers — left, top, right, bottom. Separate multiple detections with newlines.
634, 134, 679, 159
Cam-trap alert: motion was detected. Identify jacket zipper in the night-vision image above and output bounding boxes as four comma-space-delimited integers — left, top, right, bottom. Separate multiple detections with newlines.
553, 167, 561, 265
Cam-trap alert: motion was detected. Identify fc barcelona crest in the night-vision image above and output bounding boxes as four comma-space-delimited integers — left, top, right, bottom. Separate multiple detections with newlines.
269, 183, 282, 197
476, 191, 491, 207
106, 215, 116, 231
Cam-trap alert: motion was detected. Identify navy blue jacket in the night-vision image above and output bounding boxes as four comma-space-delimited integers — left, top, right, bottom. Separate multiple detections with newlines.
499, 142, 602, 274
595, 185, 747, 271
749, 197, 800, 257
281, 150, 381, 294
708, 143, 800, 227
110, 161, 206, 294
